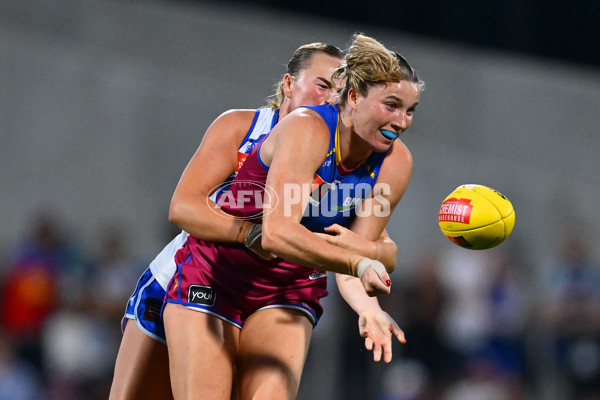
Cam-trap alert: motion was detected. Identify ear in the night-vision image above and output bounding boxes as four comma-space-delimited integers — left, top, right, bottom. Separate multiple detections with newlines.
282, 73, 293, 98
347, 88, 359, 110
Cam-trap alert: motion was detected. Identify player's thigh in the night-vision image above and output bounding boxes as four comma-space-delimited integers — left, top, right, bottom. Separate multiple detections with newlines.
236, 308, 313, 400
109, 321, 172, 400
163, 303, 240, 400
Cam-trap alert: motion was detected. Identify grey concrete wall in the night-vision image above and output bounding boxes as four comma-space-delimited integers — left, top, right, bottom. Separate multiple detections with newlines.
3, 0, 599, 267
2, 0, 600, 398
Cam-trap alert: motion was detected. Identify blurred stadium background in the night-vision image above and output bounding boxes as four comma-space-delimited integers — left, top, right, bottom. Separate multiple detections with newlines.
1, 0, 599, 399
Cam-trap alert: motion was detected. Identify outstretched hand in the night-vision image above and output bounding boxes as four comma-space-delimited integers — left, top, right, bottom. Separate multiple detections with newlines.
358, 309, 406, 363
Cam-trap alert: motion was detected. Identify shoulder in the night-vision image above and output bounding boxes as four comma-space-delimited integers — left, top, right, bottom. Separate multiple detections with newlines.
260, 107, 331, 166
386, 139, 413, 168
213, 108, 259, 127
276, 106, 330, 138
203, 109, 263, 143
377, 140, 413, 188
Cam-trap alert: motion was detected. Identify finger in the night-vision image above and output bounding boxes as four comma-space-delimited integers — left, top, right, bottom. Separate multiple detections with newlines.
373, 342, 382, 362
364, 337, 373, 351
366, 283, 391, 297
379, 270, 392, 288
394, 328, 407, 344
323, 224, 340, 234
362, 267, 391, 296
366, 285, 390, 297
383, 343, 393, 363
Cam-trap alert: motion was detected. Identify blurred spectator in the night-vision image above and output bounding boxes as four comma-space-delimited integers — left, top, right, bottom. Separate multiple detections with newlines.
88, 224, 145, 321
434, 244, 530, 397
392, 253, 456, 397
540, 232, 600, 399
41, 222, 144, 400
376, 359, 429, 400
442, 357, 513, 400
42, 309, 115, 400
478, 247, 529, 391
0, 210, 80, 371
0, 332, 44, 400
436, 247, 497, 365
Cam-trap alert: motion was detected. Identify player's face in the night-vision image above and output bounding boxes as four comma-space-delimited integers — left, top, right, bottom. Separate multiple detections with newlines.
351, 81, 420, 152
287, 53, 341, 111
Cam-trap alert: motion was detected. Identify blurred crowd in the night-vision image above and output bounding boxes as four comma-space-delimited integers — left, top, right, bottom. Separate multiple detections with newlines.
0, 211, 145, 400
1, 210, 600, 400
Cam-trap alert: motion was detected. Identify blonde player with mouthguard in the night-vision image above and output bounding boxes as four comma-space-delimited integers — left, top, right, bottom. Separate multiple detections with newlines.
163, 33, 423, 400
110, 42, 404, 400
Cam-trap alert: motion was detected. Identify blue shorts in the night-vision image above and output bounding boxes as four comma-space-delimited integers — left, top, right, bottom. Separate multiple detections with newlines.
123, 267, 167, 343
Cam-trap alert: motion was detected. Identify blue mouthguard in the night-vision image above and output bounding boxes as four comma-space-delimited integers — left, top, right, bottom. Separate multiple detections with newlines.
380, 129, 399, 140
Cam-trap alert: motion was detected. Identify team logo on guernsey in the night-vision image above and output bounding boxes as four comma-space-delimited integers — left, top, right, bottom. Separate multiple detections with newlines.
438, 198, 473, 224
188, 285, 216, 306
308, 176, 333, 207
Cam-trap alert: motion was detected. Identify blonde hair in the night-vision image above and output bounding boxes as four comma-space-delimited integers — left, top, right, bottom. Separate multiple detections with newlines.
267, 42, 343, 108
333, 34, 424, 105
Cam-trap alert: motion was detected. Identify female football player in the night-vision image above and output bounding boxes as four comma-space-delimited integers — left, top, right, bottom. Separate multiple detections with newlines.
163, 33, 423, 400
110, 41, 404, 400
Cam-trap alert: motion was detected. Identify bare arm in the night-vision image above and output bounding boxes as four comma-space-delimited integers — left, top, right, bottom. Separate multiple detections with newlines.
168, 109, 257, 243
336, 273, 406, 363
260, 109, 410, 295
260, 109, 376, 275
333, 139, 412, 362
316, 226, 397, 270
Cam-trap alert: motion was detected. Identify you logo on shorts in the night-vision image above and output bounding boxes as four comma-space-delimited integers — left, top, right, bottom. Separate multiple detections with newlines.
188, 285, 216, 306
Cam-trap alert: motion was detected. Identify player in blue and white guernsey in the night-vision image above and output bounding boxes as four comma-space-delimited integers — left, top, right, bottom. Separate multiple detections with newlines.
163, 34, 424, 400
110, 42, 401, 400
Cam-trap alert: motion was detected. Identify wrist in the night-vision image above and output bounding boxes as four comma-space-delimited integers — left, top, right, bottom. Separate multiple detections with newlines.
235, 220, 252, 244
355, 257, 386, 278
372, 240, 381, 261
244, 223, 262, 248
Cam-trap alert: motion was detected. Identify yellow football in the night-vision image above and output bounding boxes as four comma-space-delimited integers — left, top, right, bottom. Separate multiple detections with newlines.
438, 184, 515, 250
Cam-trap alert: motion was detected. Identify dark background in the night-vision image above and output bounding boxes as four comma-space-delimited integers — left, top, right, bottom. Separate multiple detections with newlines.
184, 0, 600, 69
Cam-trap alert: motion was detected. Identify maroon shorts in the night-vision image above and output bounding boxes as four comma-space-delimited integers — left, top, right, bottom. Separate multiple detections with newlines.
165, 237, 328, 328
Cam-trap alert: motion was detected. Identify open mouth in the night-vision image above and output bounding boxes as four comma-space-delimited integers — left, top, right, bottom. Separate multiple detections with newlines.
380, 129, 399, 140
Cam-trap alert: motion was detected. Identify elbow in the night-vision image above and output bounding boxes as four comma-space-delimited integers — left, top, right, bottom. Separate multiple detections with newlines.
386, 258, 397, 273
385, 241, 398, 273
168, 201, 186, 228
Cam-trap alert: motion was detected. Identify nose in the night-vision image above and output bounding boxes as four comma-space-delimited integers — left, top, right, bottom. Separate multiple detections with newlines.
392, 111, 410, 132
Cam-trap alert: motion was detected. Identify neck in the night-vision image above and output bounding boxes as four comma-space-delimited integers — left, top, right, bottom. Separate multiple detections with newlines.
278, 100, 292, 122
338, 108, 372, 169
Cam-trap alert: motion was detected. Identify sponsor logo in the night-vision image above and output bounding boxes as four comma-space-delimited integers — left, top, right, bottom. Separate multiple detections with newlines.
439, 198, 473, 224
188, 285, 216, 306
143, 298, 163, 322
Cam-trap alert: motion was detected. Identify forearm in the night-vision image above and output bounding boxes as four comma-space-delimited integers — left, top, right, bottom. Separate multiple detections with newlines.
262, 222, 364, 276
344, 233, 396, 269
336, 273, 383, 313
169, 200, 247, 244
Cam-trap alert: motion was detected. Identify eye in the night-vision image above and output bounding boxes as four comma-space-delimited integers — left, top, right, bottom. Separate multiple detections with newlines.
317, 84, 328, 89
385, 103, 399, 110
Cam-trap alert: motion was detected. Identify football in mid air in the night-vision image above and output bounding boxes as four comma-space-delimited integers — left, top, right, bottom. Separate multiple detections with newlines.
438, 184, 515, 250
